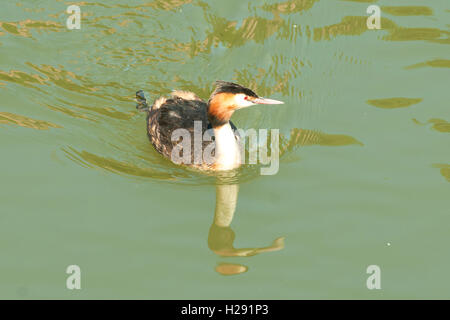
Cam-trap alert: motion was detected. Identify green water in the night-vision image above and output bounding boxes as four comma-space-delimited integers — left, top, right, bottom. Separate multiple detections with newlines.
0, 0, 449, 299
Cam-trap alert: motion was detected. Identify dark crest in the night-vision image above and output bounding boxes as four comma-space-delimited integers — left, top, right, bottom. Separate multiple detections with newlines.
212, 81, 259, 98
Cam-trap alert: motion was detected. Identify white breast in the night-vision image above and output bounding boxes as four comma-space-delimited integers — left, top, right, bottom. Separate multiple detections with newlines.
213, 123, 241, 171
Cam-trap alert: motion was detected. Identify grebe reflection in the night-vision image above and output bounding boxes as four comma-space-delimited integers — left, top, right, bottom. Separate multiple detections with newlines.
208, 183, 285, 275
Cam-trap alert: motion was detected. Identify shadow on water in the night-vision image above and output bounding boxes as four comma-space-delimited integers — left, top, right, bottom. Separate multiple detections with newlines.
313, 16, 450, 44
366, 98, 423, 109
0, 111, 61, 130
433, 164, 450, 182
405, 59, 450, 70
413, 118, 450, 133
209, 183, 285, 276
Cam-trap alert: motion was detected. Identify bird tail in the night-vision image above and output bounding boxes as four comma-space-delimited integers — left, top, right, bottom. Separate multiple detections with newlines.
136, 90, 167, 112
136, 90, 150, 111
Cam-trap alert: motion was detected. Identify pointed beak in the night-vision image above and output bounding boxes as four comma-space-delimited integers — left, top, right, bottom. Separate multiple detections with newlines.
253, 97, 284, 105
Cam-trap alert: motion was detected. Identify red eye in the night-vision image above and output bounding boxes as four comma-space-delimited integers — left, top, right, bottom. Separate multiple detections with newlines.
244, 96, 248, 100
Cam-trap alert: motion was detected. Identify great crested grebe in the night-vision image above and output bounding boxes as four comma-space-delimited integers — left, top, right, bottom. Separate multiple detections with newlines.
136, 81, 283, 171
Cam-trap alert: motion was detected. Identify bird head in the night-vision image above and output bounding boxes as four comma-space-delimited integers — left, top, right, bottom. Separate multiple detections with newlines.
207, 81, 284, 127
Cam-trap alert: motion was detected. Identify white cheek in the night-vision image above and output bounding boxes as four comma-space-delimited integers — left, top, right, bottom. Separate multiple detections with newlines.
234, 94, 255, 108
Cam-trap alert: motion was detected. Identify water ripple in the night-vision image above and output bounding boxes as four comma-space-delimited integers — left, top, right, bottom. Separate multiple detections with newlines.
0, 112, 61, 130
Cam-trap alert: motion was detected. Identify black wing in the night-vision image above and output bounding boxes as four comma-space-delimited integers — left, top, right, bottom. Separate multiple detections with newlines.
147, 96, 240, 166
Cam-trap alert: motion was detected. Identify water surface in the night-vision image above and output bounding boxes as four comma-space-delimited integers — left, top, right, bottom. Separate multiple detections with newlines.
0, 0, 449, 299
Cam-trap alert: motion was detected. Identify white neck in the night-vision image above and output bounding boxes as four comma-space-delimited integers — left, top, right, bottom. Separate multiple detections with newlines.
213, 122, 241, 171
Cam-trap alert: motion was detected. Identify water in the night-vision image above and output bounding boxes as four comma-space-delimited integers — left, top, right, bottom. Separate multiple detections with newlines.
0, 0, 449, 299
